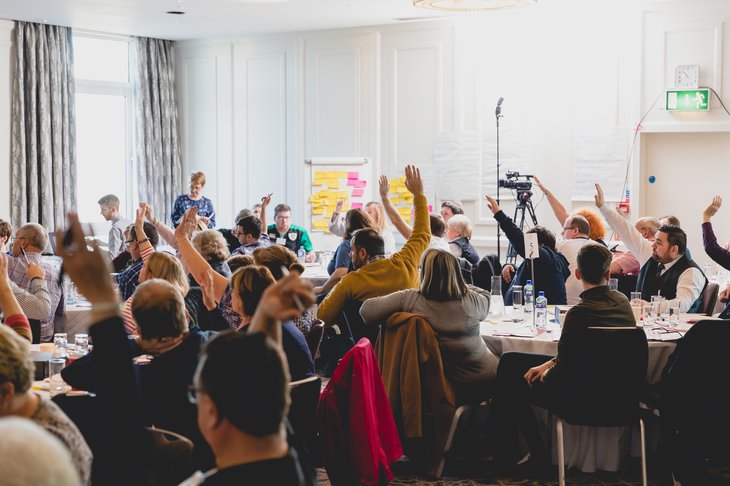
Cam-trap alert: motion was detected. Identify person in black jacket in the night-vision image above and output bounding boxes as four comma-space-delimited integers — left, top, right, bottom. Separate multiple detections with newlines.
484, 195, 570, 305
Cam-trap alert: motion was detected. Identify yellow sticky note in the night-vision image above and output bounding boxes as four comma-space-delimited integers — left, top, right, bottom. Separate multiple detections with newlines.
327, 180, 340, 189
390, 197, 400, 205
332, 171, 348, 179
309, 195, 322, 203
313, 219, 329, 230
312, 206, 325, 216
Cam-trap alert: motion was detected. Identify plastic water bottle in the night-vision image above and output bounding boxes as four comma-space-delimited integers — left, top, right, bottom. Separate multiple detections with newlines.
535, 291, 548, 329
297, 247, 306, 263
524, 280, 534, 314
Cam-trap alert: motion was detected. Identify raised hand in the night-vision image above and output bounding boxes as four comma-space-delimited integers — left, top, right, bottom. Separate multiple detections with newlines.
261, 193, 272, 208
139, 203, 155, 223
533, 176, 548, 193
379, 175, 391, 200
55, 213, 116, 307
174, 207, 198, 242
334, 199, 344, 214
594, 183, 605, 208
484, 195, 501, 215
404, 165, 424, 196
703, 196, 722, 221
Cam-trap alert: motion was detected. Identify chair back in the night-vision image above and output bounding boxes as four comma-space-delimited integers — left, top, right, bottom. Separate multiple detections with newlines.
473, 254, 501, 290
288, 375, 322, 448
342, 300, 378, 344
615, 274, 638, 300
559, 326, 648, 426
456, 257, 474, 285
698, 282, 719, 316
146, 426, 195, 485
306, 319, 325, 359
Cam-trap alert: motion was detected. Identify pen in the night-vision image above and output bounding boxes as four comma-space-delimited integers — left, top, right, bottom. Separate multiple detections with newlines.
20, 247, 30, 266
279, 266, 306, 313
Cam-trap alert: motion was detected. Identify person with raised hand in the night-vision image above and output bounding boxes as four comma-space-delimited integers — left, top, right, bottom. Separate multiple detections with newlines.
181, 272, 316, 485
116, 205, 158, 300
317, 165, 430, 331
0, 253, 33, 341
55, 212, 153, 485
595, 183, 706, 314
702, 195, 730, 317
485, 194, 570, 306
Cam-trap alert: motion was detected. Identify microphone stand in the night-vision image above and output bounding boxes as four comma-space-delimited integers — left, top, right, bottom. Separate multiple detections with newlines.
495, 99, 503, 262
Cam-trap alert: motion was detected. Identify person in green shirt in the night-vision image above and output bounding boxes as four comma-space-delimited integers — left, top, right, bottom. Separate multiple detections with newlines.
267, 203, 315, 262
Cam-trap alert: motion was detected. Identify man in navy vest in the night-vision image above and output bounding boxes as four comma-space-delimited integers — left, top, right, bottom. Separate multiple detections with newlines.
595, 184, 707, 313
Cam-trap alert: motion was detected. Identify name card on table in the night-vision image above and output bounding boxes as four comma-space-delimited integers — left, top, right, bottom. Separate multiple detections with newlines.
524, 233, 539, 259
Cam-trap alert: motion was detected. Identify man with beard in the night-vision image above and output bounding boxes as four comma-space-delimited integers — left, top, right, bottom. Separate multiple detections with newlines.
317, 165, 429, 328
594, 184, 707, 313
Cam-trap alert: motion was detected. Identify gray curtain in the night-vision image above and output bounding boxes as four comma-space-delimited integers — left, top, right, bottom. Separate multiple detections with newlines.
134, 37, 181, 225
11, 22, 77, 230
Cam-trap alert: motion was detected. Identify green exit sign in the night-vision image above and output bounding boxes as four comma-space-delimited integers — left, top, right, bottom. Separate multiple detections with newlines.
666, 89, 710, 111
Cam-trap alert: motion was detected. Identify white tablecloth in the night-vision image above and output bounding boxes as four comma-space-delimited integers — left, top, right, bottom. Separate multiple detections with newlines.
480, 310, 678, 473
301, 263, 330, 288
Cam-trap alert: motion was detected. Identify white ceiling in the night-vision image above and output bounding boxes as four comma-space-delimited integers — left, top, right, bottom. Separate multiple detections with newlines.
0, 0, 455, 40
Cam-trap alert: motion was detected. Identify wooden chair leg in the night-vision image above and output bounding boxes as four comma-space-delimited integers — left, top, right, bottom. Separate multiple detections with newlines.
640, 418, 647, 486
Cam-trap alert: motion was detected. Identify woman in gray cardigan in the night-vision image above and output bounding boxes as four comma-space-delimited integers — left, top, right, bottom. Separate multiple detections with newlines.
360, 249, 498, 401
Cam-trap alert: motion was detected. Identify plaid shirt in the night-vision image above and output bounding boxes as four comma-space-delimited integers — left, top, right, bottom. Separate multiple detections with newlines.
116, 245, 154, 301
231, 234, 270, 256
6, 253, 65, 342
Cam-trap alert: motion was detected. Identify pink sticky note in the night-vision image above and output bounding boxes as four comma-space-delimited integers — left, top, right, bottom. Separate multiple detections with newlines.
352, 202, 363, 209
354, 180, 367, 188
428, 205, 433, 212
347, 172, 358, 179
352, 188, 364, 197
347, 179, 357, 186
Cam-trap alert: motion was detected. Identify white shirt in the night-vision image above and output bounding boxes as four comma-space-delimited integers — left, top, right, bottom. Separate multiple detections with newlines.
598, 205, 705, 313
428, 236, 451, 252
556, 237, 598, 305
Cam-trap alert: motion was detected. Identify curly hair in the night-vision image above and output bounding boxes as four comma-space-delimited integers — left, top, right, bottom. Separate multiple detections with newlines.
572, 207, 606, 242
0, 219, 12, 243
192, 230, 230, 264
0, 325, 35, 394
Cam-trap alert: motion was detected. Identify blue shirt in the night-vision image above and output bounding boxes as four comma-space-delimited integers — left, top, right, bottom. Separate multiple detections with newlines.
327, 239, 353, 275
116, 258, 145, 301
171, 195, 216, 228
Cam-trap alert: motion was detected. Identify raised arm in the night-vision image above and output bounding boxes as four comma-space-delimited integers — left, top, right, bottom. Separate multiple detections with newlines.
174, 207, 229, 301
260, 193, 272, 235
485, 195, 527, 257
0, 254, 32, 341
702, 196, 730, 270
379, 175, 413, 239
393, 166, 430, 268
327, 199, 346, 237
534, 176, 569, 226
594, 184, 652, 265
134, 205, 154, 261
142, 203, 177, 249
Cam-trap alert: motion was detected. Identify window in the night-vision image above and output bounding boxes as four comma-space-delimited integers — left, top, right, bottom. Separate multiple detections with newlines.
73, 34, 134, 226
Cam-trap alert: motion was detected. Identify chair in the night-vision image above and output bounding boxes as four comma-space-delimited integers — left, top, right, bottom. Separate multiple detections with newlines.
146, 426, 195, 485
342, 300, 378, 345
551, 327, 649, 486
456, 257, 474, 285
473, 254, 501, 290
614, 274, 638, 301
698, 282, 719, 316
305, 319, 325, 359
288, 375, 322, 450
657, 319, 730, 484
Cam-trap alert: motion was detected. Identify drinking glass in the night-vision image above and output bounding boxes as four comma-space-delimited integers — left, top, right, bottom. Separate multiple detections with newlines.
631, 303, 643, 326
490, 276, 502, 296
651, 295, 664, 321
668, 301, 681, 324
74, 334, 89, 355
48, 358, 68, 398
489, 276, 504, 316
53, 333, 68, 359
609, 278, 618, 292
630, 291, 642, 303
511, 285, 523, 321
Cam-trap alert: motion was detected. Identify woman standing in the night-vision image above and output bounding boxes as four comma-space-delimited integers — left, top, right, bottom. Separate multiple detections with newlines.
171, 171, 216, 228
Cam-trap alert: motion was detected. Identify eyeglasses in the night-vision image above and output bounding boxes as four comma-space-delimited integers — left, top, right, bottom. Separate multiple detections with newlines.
125, 239, 137, 245
561, 227, 577, 233
187, 385, 205, 405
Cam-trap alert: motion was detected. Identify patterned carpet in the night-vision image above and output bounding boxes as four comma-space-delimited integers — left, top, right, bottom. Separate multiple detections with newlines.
317, 455, 730, 485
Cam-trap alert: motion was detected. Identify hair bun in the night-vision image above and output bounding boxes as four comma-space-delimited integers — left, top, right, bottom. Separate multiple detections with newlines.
289, 262, 305, 275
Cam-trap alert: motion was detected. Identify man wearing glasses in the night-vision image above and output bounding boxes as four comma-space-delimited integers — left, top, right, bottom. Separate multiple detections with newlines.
267, 204, 315, 263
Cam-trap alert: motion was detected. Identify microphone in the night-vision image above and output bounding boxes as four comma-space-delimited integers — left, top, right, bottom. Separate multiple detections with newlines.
495, 97, 504, 117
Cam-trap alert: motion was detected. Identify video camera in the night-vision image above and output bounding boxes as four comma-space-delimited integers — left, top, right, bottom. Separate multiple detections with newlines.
498, 171, 533, 191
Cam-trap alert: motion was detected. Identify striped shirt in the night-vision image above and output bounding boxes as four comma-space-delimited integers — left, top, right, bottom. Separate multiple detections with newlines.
3, 313, 32, 341
7, 253, 64, 343
9, 279, 51, 320
115, 245, 154, 301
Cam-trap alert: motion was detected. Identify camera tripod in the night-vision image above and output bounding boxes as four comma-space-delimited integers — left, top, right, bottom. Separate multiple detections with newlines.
505, 189, 539, 265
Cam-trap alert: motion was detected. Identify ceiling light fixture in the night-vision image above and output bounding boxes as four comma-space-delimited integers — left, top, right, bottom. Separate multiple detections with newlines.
413, 0, 536, 11
167, 0, 186, 15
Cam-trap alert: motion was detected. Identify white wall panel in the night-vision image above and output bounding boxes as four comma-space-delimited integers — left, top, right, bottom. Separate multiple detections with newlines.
233, 38, 299, 221
176, 43, 233, 226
